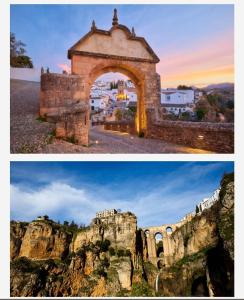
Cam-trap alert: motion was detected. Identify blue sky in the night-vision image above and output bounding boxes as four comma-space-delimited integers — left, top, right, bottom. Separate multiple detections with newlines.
10, 161, 234, 227
10, 4, 234, 87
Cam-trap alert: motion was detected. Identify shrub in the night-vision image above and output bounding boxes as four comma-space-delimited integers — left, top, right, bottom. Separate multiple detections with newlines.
131, 281, 154, 296
117, 249, 125, 257
109, 247, 115, 256
125, 249, 131, 257
100, 239, 111, 252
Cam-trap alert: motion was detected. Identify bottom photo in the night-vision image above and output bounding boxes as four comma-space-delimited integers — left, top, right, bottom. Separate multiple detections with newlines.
10, 161, 234, 297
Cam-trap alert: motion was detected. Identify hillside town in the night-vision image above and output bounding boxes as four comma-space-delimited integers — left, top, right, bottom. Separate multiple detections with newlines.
89, 79, 234, 124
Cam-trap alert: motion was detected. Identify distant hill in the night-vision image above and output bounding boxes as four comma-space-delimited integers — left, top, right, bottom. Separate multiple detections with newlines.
204, 83, 234, 90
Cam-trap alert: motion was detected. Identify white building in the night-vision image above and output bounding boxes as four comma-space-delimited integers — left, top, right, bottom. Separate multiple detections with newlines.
198, 188, 220, 212
161, 89, 194, 116
90, 97, 107, 111
162, 103, 193, 115
161, 89, 194, 105
96, 209, 117, 218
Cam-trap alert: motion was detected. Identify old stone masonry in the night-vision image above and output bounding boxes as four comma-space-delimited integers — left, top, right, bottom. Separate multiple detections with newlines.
40, 9, 161, 145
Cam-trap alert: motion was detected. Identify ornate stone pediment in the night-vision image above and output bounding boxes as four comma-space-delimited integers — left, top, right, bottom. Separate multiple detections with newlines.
68, 9, 159, 63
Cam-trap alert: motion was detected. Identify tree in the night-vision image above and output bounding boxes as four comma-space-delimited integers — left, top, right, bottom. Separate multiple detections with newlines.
115, 108, 123, 121
100, 239, 111, 252
10, 32, 33, 68
195, 205, 200, 214
177, 85, 192, 90
109, 247, 115, 256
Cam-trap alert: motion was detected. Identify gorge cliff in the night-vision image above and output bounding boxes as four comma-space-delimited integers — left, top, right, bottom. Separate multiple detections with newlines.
10, 172, 234, 297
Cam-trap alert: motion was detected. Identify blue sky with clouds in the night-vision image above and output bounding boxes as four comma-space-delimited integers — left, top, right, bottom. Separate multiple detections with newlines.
10, 4, 234, 87
10, 161, 234, 227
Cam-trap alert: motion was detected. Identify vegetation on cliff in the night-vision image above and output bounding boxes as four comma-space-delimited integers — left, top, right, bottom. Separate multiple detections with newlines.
10, 173, 234, 297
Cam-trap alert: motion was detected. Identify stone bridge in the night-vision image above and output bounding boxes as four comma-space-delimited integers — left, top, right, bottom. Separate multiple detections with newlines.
142, 221, 185, 267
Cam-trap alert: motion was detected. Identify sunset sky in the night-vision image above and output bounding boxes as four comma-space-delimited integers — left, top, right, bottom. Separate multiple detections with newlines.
10, 4, 234, 88
10, 162, 234, 227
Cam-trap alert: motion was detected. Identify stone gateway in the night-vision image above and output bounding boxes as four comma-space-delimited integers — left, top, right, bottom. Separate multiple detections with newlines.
40, 9, 161, 145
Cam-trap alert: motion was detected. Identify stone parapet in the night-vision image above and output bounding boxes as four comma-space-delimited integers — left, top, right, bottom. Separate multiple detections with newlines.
149, 120, 234, 153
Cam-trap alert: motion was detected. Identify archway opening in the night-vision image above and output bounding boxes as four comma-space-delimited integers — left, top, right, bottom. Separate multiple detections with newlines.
166, 226, 173, 234
191, 276, 209, 296
155, 232, 164, 258
89, 71, 138, 136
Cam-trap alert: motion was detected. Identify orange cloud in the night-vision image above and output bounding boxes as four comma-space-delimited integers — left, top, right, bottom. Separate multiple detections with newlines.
158, 31, 234, 87
58, 63, 71, 74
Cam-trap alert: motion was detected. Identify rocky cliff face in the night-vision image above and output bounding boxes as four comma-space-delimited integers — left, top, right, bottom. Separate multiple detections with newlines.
10, 173, 234, 297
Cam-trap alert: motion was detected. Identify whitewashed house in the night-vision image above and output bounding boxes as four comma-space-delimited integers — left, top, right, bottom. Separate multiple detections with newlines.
197, 188, 220, 212
160, 89, 194, 115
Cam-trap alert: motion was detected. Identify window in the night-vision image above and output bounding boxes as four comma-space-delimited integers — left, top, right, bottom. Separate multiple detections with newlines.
166, 95, 171, 101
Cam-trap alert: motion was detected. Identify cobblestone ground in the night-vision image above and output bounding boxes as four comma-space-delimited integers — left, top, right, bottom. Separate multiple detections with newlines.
11, 80, 55, 153
11, 80, 211, 154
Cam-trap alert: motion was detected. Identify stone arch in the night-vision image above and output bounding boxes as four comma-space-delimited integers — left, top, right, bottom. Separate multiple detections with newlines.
154, 232, 164, 258
144, 229, 150, 237
87, 63, 145, 132
166, 226, 173, 234
40, 8, 161, 145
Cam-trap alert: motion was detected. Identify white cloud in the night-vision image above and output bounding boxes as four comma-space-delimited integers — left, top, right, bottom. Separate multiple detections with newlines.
10, 175, 214, 227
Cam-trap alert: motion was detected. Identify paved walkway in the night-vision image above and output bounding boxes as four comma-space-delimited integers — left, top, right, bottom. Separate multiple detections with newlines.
42, 126, 212, 154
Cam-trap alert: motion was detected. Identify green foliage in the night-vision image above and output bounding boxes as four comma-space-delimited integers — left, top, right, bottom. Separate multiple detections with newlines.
131, 281, 155, 297
117, 249, 125, 257
115, 109, 123, 121
219, 172, 234, 202
36, 115, 47, 122
177, 85, 192, 90
196, 108, 207, 121
108, 247, 115, 256
180, 111, 191, 121
10, 32, 34, 68
11, 55, 33, 68
195, 205, 200, 214
93, 264, 107, 278
65, 135, 77, 144
101, 257, 110, 269
76, 248, 86, 259
110, 81, 118, 90
101, 239, 111, 252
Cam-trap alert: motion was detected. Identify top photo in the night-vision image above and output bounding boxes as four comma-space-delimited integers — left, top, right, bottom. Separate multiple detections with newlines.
10, 4, 234, 154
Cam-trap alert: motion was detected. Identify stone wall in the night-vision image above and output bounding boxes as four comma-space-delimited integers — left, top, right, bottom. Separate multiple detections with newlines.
104, 121, 136, 135
149, 121, 234, 153
104, 120, 234, 153
40, 73, 87, 116
40, 73, 90, 146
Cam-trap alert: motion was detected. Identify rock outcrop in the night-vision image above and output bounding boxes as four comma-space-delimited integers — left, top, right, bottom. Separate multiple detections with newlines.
18, 220, 72, 260
10, 173, 234, 297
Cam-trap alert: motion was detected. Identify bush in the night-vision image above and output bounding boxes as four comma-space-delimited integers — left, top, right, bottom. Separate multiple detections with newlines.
101, 257, 110, 269
117, 249, 125, 257
109, 247, 115, 256
76, 248, 86, 259
100, 239, 111, 252
125, 249, 131, 257
131, 281, 154, 296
